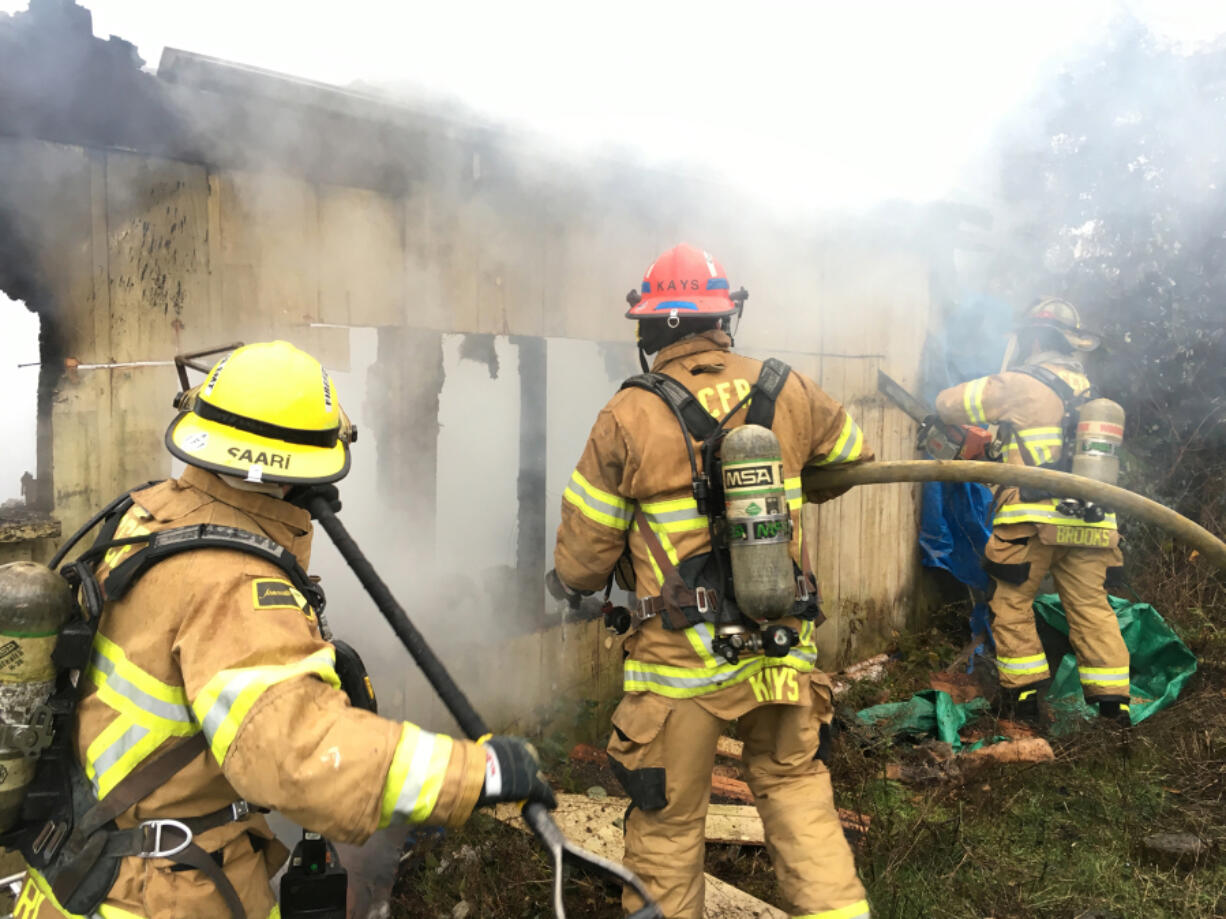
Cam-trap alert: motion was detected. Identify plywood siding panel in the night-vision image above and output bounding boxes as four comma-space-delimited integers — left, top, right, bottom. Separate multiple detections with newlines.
216, 170, 321, 339
104, 153, 210, 363
318, 184, 404, 327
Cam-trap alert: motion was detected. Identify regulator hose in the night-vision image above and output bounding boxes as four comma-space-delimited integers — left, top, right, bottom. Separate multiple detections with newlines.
802, 460, 1226, 571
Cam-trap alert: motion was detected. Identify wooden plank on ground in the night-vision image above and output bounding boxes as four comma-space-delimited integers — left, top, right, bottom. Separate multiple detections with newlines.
493, 794, 787, 919
705, 803, 765, 846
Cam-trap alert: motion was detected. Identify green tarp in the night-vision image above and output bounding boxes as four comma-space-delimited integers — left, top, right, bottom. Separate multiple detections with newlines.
1033, 592, 1198, 727
855, 690, 991, 751
855, 594, 1197, 746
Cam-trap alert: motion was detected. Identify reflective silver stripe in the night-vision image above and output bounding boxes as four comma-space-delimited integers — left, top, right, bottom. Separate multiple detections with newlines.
200, 671, 263, 744
90, 722, 150, 783
567, 471, 632, 523
391, 729, 440, 817
826, 420, 864, 465
643, 504, 704, 526
90, 652, 194, 725
997, 654, 1048, 673
623, 662, 748, 690
1080, 667, 1129, 684
788, 646, 818, 667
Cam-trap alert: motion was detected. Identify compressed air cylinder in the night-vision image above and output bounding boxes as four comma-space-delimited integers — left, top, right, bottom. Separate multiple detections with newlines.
722, 424, 794, 622
1071, 398, 1126, 486
0, 562, 73, 831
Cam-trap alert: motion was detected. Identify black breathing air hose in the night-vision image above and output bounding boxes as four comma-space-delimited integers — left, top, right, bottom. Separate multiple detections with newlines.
308, 497, 663, 919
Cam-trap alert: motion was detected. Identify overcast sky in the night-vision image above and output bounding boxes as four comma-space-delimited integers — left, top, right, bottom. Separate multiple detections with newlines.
4, 0, 1226, 208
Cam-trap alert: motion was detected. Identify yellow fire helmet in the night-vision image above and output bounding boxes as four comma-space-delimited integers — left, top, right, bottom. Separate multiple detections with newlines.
165, 341, 355, 485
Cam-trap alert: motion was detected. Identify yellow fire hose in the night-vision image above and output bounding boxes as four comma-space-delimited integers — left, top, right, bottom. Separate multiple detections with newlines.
801, 460, 1226, 571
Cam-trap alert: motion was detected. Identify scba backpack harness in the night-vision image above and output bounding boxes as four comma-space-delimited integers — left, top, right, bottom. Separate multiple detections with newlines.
3, 485, 372, 919
616, 358, 822, 658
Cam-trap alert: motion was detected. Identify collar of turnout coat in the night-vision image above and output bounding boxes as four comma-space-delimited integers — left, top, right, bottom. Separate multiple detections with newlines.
129, 465, 314, 566
650, 329, 734, 372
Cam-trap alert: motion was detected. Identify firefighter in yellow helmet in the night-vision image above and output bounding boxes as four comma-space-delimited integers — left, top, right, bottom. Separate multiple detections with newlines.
548, 245, 873, 919
934, 299, 1131, 724
14, 341, 553, 919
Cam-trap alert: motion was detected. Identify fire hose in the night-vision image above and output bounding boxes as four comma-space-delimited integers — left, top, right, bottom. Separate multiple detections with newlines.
801, 460, 1226, 570
308, 497, 662, 919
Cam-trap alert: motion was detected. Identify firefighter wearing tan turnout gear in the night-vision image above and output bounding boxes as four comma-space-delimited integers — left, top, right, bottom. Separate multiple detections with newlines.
935, 299, 1131, 723
551, 245, 872, 919
16, 341, 551, 919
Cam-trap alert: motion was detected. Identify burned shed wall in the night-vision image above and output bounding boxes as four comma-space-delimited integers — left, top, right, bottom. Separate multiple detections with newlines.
0, 0, 941, 694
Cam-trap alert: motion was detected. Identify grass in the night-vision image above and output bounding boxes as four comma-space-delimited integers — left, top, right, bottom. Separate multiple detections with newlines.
388, 573, 1226, 919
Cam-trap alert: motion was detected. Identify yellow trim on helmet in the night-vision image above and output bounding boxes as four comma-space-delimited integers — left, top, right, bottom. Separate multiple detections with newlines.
166, 411, 350, 485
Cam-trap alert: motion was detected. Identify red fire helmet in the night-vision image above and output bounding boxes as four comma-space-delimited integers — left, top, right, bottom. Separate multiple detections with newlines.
625, 243, 743, 321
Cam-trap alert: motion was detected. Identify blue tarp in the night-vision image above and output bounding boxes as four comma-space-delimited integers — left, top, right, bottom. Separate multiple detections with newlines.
919, 481, 992, 590
917, 293, 1016, 668
916, 292, 1013, 589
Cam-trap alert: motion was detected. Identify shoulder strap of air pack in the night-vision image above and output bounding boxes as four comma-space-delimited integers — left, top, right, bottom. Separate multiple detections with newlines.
620, 372, 719, 441
744, 358, 791, 428
96, 524, 321, 609
64, 485, 322, 620
1013, 363, 1082, 406
620, 357, 793, 440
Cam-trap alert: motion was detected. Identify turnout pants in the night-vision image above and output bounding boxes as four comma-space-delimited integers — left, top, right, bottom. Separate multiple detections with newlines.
607, 674, 869, 919
984, 533, 1129, 702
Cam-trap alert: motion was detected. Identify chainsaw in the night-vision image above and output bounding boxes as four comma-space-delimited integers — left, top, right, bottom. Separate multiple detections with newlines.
877, 370, 992, 461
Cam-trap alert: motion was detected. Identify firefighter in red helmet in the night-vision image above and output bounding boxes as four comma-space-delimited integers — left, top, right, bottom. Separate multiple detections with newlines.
548, 244, 873, 919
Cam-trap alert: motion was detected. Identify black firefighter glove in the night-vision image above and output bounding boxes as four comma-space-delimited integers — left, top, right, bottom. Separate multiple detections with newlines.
476, 735, 557, 810
544, 568, 590, 610
287, 483, 342, 519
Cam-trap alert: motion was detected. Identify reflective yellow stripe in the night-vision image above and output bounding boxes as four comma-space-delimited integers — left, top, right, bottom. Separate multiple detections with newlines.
794, 898, 872, 919
997, 653, 1049, 675
785, 475, 803, 510
192, 648, 340, 765
84, 635, 199, 797
21, 868, 152, 919
1014, 426, 1063, 465
563, 487, 630, 530
685, 624, 719, 668
624, 635, 818, 698
565, 469, 632, 531
994, 500, 1117, 529
1080, 666, 1130, 687
632, 515, 683, 585
816, 414, 864, 466
571, 470, 629, 511
963, 377, 988, 424
641, 496, 708, 534
379, 723, 454, 828
21, 865, 279, 919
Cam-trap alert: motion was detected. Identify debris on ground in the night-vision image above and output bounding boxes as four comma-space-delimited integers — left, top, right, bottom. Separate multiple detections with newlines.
964, 736, 1054, 765
831, 653, 892, 695
1140, 832, 1211, 868
493, 794, 787, 918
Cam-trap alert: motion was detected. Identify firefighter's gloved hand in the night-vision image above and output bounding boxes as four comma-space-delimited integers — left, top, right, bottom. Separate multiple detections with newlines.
287, 484, 342, 518
544, 569, 589, 609
476, 736, 557, 809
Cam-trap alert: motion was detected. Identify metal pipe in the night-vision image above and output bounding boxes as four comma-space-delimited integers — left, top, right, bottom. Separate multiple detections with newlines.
802, 460, 1226, 570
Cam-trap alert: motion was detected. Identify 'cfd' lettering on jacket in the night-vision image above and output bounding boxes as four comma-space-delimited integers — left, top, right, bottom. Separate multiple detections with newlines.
697, 378, 751, 417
